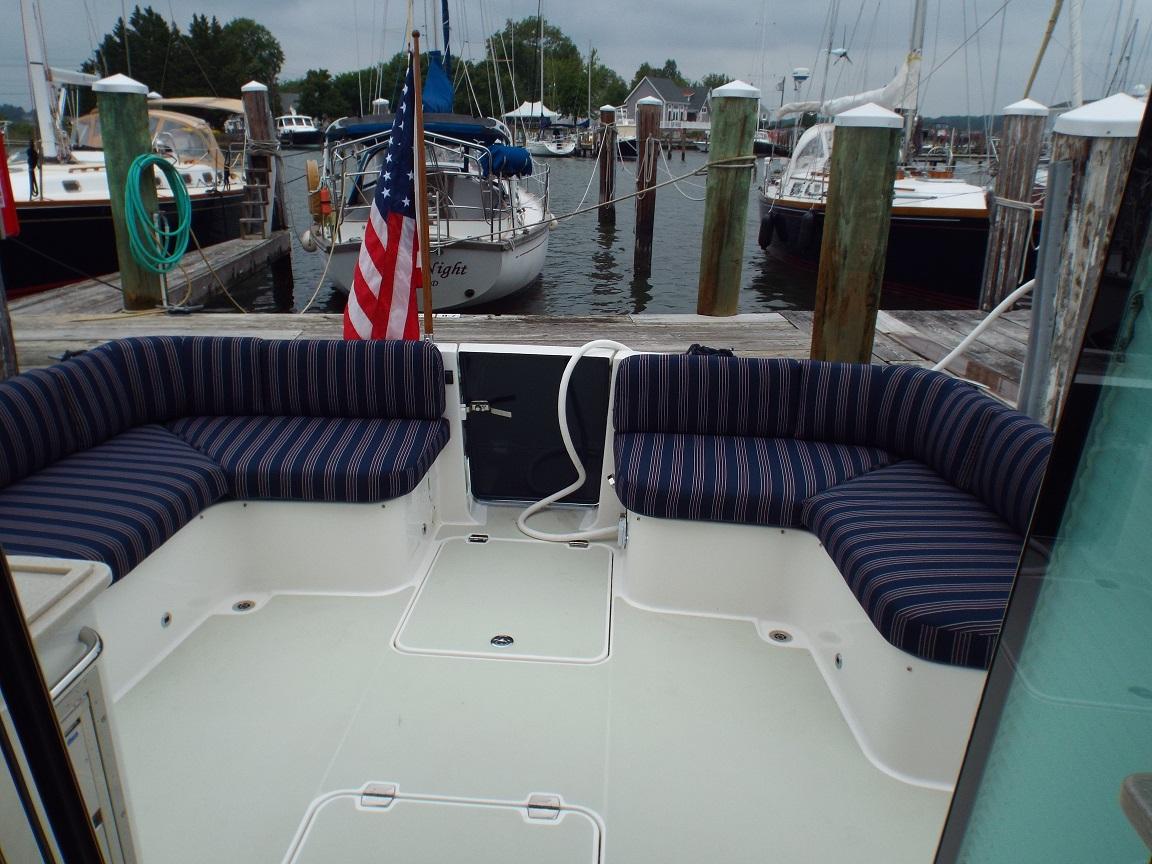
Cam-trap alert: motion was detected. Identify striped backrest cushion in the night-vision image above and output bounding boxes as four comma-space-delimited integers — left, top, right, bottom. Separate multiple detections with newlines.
259, 339, 445, 420
794, 361, 889, 446
613, 354, 800, 437
874, 366, 992, 487
965, 404, 1053, 534
0, 367, 79, 487
55, 337, 187, 447
181, 336, 263, 416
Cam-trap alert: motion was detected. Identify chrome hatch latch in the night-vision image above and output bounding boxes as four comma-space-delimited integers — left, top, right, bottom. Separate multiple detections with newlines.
465, 400, 513, 418
526, 794, 562, 821
360, 783, 397, 809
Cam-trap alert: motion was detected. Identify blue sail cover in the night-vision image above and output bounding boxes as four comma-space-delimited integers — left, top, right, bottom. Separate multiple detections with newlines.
423, 51, 454, 114
480, 145, 534, 178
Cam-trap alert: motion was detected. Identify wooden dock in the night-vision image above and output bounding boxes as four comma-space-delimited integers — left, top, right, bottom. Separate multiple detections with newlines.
8, 306, 1031, 405
8, 232, 291, 317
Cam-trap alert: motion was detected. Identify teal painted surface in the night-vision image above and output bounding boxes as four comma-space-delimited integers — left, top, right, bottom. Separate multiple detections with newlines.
957, 281, 1152, 861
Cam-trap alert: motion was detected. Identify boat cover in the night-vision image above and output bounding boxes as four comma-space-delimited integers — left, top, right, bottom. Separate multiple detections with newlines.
479, 145, 533, 178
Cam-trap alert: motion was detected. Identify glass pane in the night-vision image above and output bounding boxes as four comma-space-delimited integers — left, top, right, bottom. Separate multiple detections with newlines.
944, 156, 1152, 860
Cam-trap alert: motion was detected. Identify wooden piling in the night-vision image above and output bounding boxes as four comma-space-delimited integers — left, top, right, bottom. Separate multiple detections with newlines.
810, 103, 902, 362
598, 105, 616, 226
241, 81, 289, 237
634, 97, 661, 277
93, 74, 162, 310
697, 80, 759, 317
979, 98, 1047, 310
1036, 93, 1144, 426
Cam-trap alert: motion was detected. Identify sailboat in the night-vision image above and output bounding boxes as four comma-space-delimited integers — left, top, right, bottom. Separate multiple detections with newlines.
524, 4, 576, 158
307, 13, 553, 309
1, 0, 248, 296
756, 3, 996, 306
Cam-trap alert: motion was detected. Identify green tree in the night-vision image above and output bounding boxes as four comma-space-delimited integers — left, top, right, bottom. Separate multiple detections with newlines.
629, 59, 688, 91
82, 7, 283, 99
698, 73, 731, 92
469, 18, 586, 119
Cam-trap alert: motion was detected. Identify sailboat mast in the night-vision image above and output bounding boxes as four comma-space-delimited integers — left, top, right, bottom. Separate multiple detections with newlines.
537, 0, 545, 128
902, 0, 927, 160
1070, 0, 1084, 106
817, 0, 839, 112
19, 0, 63, 161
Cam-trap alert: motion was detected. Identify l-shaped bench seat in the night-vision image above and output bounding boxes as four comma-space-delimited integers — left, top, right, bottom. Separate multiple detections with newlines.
0, 336, 448, 581
612, 354, 1053, 670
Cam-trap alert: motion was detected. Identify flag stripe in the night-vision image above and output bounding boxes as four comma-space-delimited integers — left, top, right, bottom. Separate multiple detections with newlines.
343, 55, 421, 342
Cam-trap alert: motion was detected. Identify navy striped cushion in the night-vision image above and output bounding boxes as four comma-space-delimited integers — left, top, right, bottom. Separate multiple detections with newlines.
613, 354, 800, 438
801, 460, 1025, 669
169, 415, 449, 501
182, 336, 263, 416
0, 367, 78, 487
613, 432, 893, 527
261, 339, 445, 420
0, 425, 228, 581
54, 336, 193, 448
794, 361, 889, 446
875, 366, 990, 487
966, 405, 1052, 535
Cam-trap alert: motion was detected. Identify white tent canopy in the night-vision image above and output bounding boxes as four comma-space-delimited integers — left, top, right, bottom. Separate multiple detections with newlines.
503, 101, 560, 120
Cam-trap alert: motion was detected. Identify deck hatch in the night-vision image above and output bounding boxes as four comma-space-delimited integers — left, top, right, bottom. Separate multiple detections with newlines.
395, 538, 613, 663
285, 785, 602, 864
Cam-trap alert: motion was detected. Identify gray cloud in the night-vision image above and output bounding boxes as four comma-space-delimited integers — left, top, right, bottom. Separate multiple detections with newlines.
4, 0, 1151, 115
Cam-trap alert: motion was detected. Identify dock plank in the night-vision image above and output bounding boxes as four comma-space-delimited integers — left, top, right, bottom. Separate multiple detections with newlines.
8, 306, 1031, 405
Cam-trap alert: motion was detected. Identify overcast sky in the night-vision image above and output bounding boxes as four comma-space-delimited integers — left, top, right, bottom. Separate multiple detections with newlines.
6, 0, 1152, 116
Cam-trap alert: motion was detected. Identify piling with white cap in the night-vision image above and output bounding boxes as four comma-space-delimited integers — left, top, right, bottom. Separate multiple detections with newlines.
697, 80, 760, 316
240, 80, 288, 237
810, 102, 903, 362
1027, 92, 1146, 426
93, 73, 161, 309
979, 98, 1049, 311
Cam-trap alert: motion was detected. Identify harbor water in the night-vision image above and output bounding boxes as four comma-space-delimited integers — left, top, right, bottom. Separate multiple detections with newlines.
226, 147, 822, 315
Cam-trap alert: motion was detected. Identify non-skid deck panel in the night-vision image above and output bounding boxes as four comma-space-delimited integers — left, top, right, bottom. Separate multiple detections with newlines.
113, 592, 951, 864
395, 539, 613, 662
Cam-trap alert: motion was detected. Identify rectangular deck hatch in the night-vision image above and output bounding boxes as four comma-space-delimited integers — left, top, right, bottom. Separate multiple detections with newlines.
284, 786, 601, 864
395, 538, 612, 663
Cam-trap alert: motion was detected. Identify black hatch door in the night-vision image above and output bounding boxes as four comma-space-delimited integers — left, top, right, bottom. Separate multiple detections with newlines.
458, 351, 611, 504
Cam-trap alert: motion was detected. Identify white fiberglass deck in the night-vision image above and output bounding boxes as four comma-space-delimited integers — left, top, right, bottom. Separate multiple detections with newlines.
111, 533, 949, 863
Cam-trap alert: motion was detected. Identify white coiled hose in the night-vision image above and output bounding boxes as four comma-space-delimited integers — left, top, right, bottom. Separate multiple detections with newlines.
516, 339, 631, 542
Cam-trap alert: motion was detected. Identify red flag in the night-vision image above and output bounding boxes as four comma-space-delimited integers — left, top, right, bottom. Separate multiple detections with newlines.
343, 55, 421, 340
0, 131, 20, 240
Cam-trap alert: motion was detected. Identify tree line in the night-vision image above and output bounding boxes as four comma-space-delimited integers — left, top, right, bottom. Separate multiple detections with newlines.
284, 20, 732, 121
80, 6, 283, 101
76, 8, 728, 122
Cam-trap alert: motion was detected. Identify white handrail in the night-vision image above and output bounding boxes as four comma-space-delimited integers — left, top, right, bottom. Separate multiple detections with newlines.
932, 279, 1035, 373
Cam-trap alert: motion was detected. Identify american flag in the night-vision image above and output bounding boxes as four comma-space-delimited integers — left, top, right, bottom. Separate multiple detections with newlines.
343, 54, 422, 340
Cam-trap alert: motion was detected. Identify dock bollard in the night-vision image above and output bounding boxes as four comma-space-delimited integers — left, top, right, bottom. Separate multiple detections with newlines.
696, 80, 759, 317
810, 102, 902, 363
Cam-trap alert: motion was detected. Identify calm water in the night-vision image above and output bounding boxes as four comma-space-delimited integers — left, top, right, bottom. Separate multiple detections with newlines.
221, 147, 821, 315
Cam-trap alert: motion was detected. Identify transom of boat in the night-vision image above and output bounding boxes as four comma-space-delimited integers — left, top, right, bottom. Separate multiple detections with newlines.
0, 339, 1048, 863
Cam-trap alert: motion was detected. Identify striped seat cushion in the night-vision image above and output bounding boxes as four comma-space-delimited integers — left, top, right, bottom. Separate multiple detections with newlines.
0, 426, 229, 581
169, 415, 450, 502
801, 460, 1026, 669
614, 432, 894, 527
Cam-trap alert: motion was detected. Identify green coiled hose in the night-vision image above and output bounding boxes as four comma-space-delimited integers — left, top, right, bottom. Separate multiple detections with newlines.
125, 154, 191, 273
